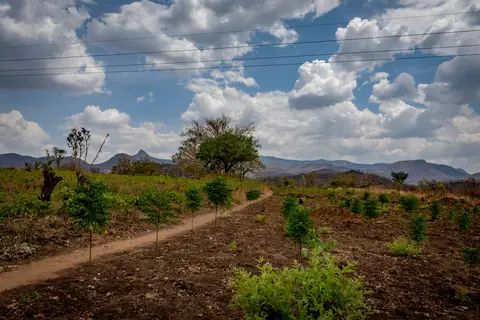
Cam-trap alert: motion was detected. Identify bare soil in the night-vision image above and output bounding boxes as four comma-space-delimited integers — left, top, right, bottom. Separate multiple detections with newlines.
0, 195, 479, 319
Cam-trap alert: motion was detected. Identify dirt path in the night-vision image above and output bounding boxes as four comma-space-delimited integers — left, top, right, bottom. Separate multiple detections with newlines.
0, 192, 272, 293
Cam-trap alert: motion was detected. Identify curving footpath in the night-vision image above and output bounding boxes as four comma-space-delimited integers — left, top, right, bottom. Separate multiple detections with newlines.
0, 191, 272, 293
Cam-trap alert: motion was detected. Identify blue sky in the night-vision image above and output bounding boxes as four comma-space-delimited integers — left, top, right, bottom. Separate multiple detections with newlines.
0, 0, 480, 173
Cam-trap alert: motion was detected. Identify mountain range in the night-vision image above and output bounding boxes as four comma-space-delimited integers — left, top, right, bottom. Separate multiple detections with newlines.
0, 150, 477, 184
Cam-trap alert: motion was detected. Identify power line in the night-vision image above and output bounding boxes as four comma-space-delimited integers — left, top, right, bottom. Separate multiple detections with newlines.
2, 10, 479, 49
0, 53, 478, 78
0, 29, 479, 63
1, 43, 478, 73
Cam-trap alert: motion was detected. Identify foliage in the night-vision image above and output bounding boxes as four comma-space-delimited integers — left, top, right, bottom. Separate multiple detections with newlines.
461, 248, 480, 266
362, 192, 371, 201
285, 206, 313, 245
339, 198, 351, 209
185, 187, 204, 212
456, 211, 472, 232
66, 180, 111, 232
391, 171, 409, 193
378, 193, 389, 205
111, 157, 161, 176
408, 214, 428, 243
282, 196, 299, 219
326, 190, 336, 203
473, 206, 479, 215
66, 127, 91, 170
350, 198, 362, 214
136, 189, 178, 229
229, 240, 238, 250
430, 200, 442, 221
399, 195, 419, 213
387, 237, 422, 257
448, 210, 455, 223
246, 189, 262, 201
0, 199, 51, 222
346, 189, 356, 196
52, 147, 66, 168
319, 227, 332, 234
255, 214, 268, 224
230, 248, 372, 320
364, 200, 379, 218
203, 177, 233, 209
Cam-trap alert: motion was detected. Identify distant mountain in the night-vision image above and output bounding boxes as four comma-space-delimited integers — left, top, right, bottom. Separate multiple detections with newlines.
259, 156, 471, 184
0, 151, 474, 184
0, 150, 172, 173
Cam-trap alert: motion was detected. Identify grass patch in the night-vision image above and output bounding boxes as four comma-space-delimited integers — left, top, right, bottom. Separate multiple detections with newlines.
387, 237, 422, 257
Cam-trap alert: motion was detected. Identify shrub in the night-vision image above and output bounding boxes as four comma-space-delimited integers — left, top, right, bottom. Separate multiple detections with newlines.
456, 211, 472, 232
66, 180, 111, 263
461, 248, 480, 266
326, 190, 336, 203
408, 214, 428, 243
448, 209, 455, 223
339, 198, 351, 209
255, 214, 268, 224
246, 189, 262, 201
282, 196, 298, 219
230, 248, 372, 320
346, 189, 356, 196
430, 200, 441, 221
387, 237, 422, 257
378, 193, 389, 205
364, 200, 379, 219
319, 227, 332, 234
399, 195, 419, 213
203, 177, 233, 233
473, 206, 479, 215
362, 192, 371, 201
285, 206, 313, 254
351, 198, 362, 214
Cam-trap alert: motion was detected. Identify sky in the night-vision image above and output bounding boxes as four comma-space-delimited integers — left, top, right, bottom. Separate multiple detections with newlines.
0, 0, 480, 173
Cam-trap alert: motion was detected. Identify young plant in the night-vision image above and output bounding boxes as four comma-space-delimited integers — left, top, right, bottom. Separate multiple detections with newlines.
339, 198, 351, 209
203, 177, 233, 233
399, 195, 419, 214
319, 227, 332, 234
378, 193, 389, 206
391, 171, 409, 194
246, 189, 262, 201
456, 211, 472, 232
408, 214, 428, 243
350, 198, 362, 214
185, 187, 204, 231
430, 200, 442, 221
136, 189, 176, 255
326, 190, 336, 203
473, 206, 479, 215
362, 192, 371, 201
387, 237, 422, 257
461, 248, 480, 266
364, 200, 379, 219
282, 196, 298, 219
230, 248, 372, 319
229, 240, 238, 250
285, 206, 313, 256
255, 214, 268, 224
66, 180, 111, 265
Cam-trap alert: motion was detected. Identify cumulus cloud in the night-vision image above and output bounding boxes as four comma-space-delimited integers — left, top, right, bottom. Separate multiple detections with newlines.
289, 60, 357, 109
0, 110, 50, 155
0, 0, 105, 94
370, 73, 421, 103
136, 92, 155, 103
66, 106, 180, 162
86, 0, 340, 72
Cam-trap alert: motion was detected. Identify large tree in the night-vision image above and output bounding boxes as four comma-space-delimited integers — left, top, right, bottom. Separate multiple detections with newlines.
173, 115, 263, 176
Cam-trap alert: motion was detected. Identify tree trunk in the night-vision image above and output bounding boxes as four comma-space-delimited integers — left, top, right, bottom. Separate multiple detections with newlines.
39, 167, 63, 202
89, 229, 93, 264
155, 214, 159, 257
214, 206, 218, 234
191, 210, 195, 231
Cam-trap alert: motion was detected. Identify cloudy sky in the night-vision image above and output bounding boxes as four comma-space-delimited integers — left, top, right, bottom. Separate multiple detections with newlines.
0, 0, 479, 173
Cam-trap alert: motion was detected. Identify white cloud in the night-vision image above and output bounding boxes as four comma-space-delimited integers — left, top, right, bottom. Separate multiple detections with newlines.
370, 73, 421, 103
289, 60, 357, 109
136, 92, 155, 103
0, 0, 105, 94
65, 106, 180, 162
370, 72, 389, 82
86, 0, 340, 72
0, 110, 50, 155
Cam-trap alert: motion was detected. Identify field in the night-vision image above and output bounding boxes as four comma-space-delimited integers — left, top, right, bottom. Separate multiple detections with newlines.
0, 168, 264, 269
0, 184, 479, 319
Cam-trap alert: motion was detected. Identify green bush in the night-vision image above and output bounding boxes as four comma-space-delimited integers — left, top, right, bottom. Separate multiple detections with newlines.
364, 200, 379, 219
282, 196, 298, 219
339, 198, 351, 209
326, 190, 337, 203
387, 237, 422, 257
255, 214, 268, 224
473, 206, 479, 215
378, 193, 389, 205
350, 198, 362, 214
399, 195, 419, 213
246, 189, 262, 201
430, 200, 441, 221
408, 214, 428, 243
456, 211, 472, 232
362, 192, 371, 201
204, 177, 233, 232
461, 248, 480, 266
230, 248, 372, 320
346, 189, 356, 196
285, 206, 313, 247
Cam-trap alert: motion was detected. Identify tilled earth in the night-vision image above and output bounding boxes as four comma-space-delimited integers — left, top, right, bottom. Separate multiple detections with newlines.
0, 195, 479, 319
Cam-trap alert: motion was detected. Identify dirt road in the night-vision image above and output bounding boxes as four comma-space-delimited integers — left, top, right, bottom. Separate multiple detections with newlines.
0, 191, 272, 293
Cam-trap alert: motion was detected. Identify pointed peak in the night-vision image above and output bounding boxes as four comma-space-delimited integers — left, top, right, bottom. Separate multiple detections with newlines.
136, 149, 149, 156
